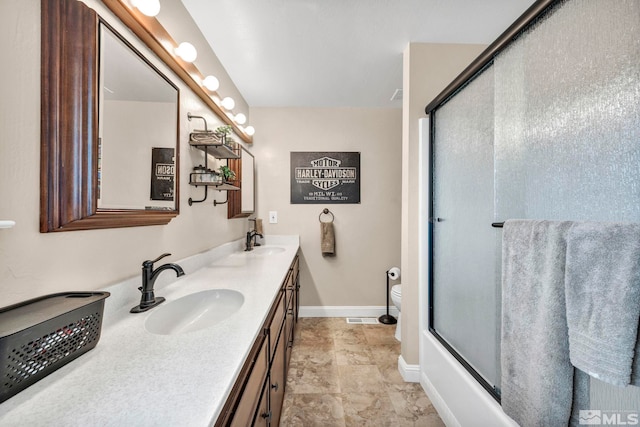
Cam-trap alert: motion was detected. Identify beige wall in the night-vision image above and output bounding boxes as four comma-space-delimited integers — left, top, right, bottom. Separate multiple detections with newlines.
250, 107, 402, 307
401, 43, 486, 364
0, 0, 250, 307
101, 100, 176, 209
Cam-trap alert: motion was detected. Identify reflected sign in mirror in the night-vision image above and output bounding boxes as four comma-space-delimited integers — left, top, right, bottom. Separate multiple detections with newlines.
98, 24, 179, 210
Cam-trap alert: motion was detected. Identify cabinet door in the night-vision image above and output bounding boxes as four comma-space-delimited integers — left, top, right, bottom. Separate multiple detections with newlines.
270, 326, 287, 427
230, 333, 269, 427
255, 377, 271, 427
285, 309, 294, 368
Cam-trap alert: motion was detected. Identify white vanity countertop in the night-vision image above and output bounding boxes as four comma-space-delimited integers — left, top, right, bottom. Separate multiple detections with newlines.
0, 235, 300, 427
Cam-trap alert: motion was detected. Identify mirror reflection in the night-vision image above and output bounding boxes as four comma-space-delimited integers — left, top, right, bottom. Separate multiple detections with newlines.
98, 23, 179, 210
240, 147, 255, 214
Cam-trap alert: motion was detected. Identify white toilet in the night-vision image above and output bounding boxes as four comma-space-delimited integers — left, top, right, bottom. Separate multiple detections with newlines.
390, 284, 402, 341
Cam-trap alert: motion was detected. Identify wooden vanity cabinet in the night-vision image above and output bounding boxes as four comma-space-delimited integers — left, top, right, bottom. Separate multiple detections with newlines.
228, 330, 269, 427
217, 255, 300, 427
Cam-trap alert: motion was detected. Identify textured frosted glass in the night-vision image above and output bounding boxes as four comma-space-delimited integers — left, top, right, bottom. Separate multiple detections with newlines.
493, 0, 640, 411
432, 67, 499, 386
494, 0, 640, 223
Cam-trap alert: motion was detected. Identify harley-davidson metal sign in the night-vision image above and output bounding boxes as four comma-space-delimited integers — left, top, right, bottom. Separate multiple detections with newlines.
291, 152, 360, 204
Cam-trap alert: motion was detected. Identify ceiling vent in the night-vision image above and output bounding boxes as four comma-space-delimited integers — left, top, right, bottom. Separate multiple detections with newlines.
390, 89, 403, 101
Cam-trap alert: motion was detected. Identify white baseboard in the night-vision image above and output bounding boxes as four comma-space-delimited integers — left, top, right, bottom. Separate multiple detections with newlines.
398, 355, 420, 383
299, 305, 399, 318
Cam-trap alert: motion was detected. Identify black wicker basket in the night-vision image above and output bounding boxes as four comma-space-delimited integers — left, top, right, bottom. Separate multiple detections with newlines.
0, 292, 110, 403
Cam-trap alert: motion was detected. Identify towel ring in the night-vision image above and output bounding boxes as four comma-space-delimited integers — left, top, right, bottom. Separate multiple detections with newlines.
319, 208, 334, 223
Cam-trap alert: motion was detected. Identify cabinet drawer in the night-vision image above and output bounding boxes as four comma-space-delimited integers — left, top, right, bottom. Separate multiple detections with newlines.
269, 290, 286, 361
230, 334, 269, 427
285, 273, 294, 310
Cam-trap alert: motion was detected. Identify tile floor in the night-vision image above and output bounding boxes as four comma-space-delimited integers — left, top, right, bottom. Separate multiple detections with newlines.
279, 318, 444, 426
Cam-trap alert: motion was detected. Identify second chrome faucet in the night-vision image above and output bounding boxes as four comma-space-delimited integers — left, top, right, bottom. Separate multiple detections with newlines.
131, 253, 185, 313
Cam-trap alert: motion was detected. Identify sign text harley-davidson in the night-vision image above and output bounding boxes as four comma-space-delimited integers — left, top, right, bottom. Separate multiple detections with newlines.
290, 152, 360, 204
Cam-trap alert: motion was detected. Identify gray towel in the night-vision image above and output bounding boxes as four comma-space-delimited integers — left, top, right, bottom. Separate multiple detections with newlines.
501, 220, 580, 427
565, 222, 640, 387
321, 222, 335, 256
570, 369, 591, 427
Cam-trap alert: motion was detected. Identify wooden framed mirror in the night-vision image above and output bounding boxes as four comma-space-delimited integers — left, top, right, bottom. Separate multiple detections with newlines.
227, 146, 256, 219
40, 0, 180, 232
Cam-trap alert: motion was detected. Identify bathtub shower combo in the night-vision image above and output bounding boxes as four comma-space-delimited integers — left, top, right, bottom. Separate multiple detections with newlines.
424, 0, 640, 424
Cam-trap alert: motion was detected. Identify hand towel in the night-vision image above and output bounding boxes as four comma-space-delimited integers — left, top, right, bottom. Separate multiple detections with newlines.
321, 222, 335, 256
501, 220, 577, 427
255, 218, 263, 235
565, 222, 640, 387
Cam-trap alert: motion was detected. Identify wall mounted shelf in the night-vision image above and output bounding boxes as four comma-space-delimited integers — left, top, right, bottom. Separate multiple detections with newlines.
188, 141, 240, 160
187, 113, 240, 207
190, 182, 240, 190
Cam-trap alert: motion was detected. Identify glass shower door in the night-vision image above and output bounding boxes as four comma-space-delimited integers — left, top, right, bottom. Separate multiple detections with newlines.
431, 67, 500, 393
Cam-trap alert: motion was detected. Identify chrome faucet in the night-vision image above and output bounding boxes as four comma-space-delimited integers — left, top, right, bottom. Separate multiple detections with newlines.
130, 253, 185, 313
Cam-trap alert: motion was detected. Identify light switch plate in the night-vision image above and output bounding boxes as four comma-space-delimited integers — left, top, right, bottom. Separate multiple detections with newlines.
269, 211, 278, 224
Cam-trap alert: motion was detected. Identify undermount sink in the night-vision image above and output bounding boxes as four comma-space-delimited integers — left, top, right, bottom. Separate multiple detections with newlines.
145, 289, 244, 335
249, 246, 285, 256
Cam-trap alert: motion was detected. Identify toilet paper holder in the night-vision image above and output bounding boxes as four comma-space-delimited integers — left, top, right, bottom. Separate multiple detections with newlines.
379, 267, 400, 325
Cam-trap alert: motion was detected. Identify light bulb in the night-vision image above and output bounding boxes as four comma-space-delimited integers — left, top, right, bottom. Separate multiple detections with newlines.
234, 113, 247, 125
131, 0, 160, 17
175, 42, 197, 62
221, 97, 235, 110
202, 75, 219, 91
245, 126, 255, 136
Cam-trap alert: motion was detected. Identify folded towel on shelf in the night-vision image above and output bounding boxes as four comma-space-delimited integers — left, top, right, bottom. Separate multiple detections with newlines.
501, 219, 582, 427
565, 222, 640, 387
321, 222, 335, 256
189, 131, 220, 144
